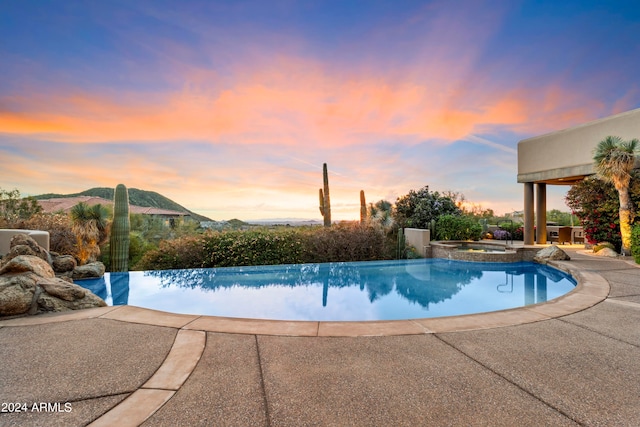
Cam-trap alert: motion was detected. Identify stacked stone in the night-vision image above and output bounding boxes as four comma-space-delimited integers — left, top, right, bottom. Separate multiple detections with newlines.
0, 234, 106, 318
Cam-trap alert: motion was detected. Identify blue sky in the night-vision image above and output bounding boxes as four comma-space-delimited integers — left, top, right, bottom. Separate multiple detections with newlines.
1, 0, 639, 220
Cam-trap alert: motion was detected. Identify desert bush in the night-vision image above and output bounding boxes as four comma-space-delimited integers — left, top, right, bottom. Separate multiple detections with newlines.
0, 188, 43, 226
17, 213, 77, 256
202, 229, 305, 267
303, 222, 394, 263
136, 234, 207, 270
135, 223, 397, 270
435, 215, 483, 241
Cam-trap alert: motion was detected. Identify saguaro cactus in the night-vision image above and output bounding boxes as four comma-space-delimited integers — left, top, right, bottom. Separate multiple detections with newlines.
109, 184, 130, 272
360, 190, 367, 224
318, 163, 331, 227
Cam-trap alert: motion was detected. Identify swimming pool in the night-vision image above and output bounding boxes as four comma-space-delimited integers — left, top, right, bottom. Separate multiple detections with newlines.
77, 259, 575, 321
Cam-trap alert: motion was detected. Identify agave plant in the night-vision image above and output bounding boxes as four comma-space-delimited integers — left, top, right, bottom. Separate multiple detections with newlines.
593, 136, 639, 255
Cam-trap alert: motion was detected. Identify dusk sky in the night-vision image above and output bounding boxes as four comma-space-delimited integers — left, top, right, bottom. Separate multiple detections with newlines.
1, 0, 639, 221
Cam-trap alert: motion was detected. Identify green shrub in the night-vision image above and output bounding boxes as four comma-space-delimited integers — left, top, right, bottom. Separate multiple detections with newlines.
394, 186, 461, 229
631, 225, 640, 263
202, 229, 305, 267
135, 223, 396, 270
303, 222, 394, 263
136, 235, 207, 270
593, 242, 615, 253
435, 215, 483, 241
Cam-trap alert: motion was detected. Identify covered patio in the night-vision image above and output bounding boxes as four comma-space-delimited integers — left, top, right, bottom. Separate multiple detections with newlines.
517, 108, 640, 245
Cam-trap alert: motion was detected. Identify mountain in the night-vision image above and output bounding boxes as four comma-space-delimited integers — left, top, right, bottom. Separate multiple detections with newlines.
33, 187, 212, 222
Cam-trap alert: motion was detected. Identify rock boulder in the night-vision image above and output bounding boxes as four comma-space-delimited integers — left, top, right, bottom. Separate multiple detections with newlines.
0, 250, 106, 318
72, 262, 106, 280
0, 255, 55, 278
594, 247, 619, 258
52, 254, 77, 273
533, 246, 571, 264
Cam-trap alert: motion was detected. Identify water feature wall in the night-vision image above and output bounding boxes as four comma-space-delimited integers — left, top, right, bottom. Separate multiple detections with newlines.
404, 228, 431, 257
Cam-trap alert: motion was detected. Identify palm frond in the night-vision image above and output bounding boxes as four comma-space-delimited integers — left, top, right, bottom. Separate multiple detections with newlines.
593, 135, 637, 188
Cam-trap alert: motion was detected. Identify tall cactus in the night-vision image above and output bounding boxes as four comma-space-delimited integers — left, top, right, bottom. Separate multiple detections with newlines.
318, 163, 331, 227
109, 184, 130, 272
360, 190, 367, 224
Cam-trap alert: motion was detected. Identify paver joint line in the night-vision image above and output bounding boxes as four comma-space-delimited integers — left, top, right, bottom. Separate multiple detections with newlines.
433, 333, 582, 425
254, 335, 272, 427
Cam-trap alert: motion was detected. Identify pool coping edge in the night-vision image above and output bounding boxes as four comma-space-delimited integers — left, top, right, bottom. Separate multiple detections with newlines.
0, 259, 609, 336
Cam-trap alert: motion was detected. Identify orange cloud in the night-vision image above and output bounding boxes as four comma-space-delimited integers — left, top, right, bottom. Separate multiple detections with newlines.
0, 54, 606, 147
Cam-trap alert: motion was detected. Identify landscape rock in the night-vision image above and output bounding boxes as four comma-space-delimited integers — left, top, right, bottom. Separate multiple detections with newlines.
35, 278, 105, 312
72, 262, 106, 280
0, 235, 51, 268
0, 255, 55, 278
0, 274, 37, 316
52, 254, 77, 273
533, 245, 571, 264
0, 244, 106, 317
9, 234, 50, 263
38, 277, 87, 301
594, 247, 619, 258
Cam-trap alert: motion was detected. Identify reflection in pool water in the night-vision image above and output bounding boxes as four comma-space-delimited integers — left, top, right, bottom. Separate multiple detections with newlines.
76, 259, 576, 321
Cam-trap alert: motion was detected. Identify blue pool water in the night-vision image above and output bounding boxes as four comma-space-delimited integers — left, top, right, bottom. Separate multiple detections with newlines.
77, 259, 576, 321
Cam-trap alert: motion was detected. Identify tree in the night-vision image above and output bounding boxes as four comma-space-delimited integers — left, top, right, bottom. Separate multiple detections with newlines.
70, 202, 110, 264
567, 172, 640, 250
0, 188, 42, 226
394, 186, 461, 229
593, 136, 639, 255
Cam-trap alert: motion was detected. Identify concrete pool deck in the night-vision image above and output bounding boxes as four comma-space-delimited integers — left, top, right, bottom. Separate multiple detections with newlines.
1, 248, 639, 426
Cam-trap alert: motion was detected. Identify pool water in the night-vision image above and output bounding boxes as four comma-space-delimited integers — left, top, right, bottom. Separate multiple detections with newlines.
77, 259, 576, 321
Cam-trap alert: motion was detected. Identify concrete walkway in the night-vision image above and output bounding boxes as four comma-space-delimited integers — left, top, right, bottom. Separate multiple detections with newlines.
1, 249, 639, 426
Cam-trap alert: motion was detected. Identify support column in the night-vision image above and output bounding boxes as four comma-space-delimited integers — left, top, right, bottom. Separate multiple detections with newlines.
524, 183, 534, 245
536, 183, 547, 244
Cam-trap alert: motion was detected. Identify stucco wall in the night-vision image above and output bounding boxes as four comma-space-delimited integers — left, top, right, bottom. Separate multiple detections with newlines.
404, 228, 430, 257
517, 108, 640, 183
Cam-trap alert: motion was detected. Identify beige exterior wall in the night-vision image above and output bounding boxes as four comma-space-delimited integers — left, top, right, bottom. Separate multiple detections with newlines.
518, 108, 640, 183
404, 228, 430, 257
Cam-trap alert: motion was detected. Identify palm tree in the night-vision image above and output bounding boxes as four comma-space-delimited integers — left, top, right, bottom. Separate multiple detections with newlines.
593, 135, 639, 255
70, 202, 110, 264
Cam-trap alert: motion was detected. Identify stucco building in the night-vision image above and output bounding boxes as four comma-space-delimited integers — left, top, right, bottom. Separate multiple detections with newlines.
517, 107, 640, 245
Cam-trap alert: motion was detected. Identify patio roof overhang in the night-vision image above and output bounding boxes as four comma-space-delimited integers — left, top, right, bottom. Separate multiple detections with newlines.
516, 107, 640, 244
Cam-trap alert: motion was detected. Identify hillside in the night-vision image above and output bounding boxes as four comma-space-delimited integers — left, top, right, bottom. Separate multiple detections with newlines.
33, 187, 212, 222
